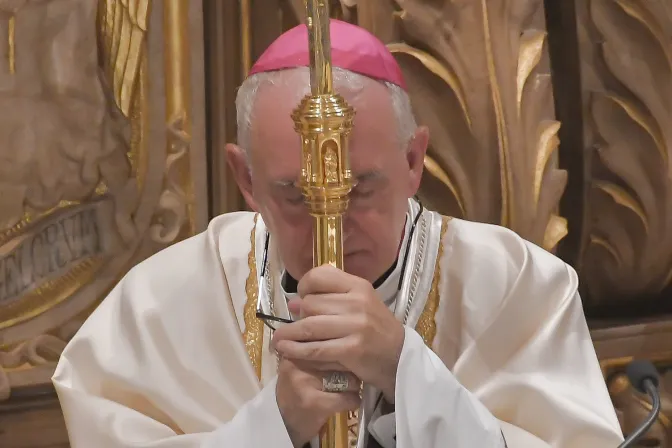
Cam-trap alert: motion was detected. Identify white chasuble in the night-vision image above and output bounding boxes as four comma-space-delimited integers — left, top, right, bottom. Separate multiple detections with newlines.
52, 199, 625, 447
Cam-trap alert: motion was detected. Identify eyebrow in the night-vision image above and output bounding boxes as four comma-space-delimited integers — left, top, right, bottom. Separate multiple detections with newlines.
356, 170, 384, 183
272, 180, 296, 188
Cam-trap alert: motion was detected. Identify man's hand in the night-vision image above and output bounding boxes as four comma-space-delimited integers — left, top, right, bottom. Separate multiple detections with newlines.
276, 358, 360, 447
272, 264, 406, 403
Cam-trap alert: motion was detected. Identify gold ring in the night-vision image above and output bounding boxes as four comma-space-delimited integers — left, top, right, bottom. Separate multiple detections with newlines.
322, 372, 349, 393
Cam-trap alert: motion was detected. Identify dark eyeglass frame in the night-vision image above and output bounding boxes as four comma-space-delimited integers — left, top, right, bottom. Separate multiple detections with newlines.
256, 199, 424, 331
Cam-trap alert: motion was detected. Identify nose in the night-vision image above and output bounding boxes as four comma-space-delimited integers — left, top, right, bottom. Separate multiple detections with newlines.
343, 227, 353, 244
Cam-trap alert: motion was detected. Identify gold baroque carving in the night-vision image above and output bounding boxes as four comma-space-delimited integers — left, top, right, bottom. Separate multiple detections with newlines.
0, 301, 93, 400
98, 0, 150, 117
578, 0, 672, 304
0, 0, 202, 399
150, 112, 191, 243
0, 0, 141, 333
151, 0, 195, 242
0, 334, 66, 400
391, 0, 566, 251
288, 1, 568, 251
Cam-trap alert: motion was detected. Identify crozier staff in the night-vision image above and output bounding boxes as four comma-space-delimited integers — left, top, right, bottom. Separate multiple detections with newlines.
52, 20, 624, 448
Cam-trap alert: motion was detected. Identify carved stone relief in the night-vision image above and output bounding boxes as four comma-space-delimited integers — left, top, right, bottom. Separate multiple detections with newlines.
283, 0, 567, 252
0, 0, 206, 400
575, 0, 672, 307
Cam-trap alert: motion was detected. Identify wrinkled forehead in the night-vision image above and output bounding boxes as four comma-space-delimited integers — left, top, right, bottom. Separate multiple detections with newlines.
250, 68, 395, 122
248, 70, 398, 177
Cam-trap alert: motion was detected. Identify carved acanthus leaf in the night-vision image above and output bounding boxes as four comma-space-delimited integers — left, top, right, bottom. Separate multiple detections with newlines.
582, 0, 672, 303
98, 0, 150, 117
380, 0, 566, 250
276, 1, 566, 250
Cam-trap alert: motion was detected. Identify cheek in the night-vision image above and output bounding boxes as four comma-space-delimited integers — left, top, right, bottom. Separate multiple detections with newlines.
262, 199, 313, 239
354, 196, 407, 241
347, 207, 398, 245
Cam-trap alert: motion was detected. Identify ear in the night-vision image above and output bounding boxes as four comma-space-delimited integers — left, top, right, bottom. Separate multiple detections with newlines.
225, 143, 259, 211
405, 125, 429, 195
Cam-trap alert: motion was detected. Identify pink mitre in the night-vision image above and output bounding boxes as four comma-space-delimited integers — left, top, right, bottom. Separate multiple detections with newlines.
249, 19, 407, 91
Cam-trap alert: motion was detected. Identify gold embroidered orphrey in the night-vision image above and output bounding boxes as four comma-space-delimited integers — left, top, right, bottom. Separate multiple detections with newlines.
242, 215, 451, 446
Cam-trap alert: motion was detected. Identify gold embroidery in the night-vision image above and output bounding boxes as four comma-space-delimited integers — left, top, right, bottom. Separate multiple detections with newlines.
243, 214, 264, 381
415, 216, 451, 348
347, 410, 358, 447
241, 213, 449, 432
349, 215, 451, 445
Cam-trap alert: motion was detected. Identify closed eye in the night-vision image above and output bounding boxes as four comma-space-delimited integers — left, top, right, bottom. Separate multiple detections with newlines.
351, 187, 375, 199
286, 195, 304, 205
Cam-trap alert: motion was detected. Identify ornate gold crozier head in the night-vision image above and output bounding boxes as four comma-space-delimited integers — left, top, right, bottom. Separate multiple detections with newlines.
291, 0, 355, 271
290, 2, 355, 447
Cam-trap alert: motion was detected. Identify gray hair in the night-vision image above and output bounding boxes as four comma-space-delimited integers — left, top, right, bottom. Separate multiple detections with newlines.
235, 66, 417, 155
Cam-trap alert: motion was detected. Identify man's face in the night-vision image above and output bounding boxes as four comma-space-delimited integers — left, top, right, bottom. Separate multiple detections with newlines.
228, 74, 427, 283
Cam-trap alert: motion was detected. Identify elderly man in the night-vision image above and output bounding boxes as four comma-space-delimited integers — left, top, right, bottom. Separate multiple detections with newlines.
52, 20, 624, 448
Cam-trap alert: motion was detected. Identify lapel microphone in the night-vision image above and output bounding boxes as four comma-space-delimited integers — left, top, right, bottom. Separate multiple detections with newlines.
617, 360, 661, 447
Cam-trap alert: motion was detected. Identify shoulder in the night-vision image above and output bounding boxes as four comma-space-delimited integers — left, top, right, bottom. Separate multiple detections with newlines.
134, 211, 256, 275
63, 211, 259, 361
54, 213, 262, 399
107, 211, 258, 313
444, 217, 568, 275
440, 217, 577, 316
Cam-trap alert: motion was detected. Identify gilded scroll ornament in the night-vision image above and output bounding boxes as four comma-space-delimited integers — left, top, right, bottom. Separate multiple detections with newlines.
98, 0, 150, 117
578, 0, 672, 304
150, 0, 195, 242
0, 0, 141, 335
0, 0, 204, 399
150, 112, 191, 243
0, 333, 67, 400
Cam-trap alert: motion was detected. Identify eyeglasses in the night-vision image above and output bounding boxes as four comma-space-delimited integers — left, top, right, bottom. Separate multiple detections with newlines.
255, 200, 424, 331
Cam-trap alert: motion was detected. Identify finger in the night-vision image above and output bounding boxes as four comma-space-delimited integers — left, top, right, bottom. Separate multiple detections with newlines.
300, 293, 362, 317
315, 391, 361, 414
275, 337, 352, 364
293, 359, 348, 373
287, 298, 301, 316
289, 294, 361, 319
280, 358, 350, 383
281, 357, 347, 379
272, 314, 356, 344
298, 264, 366, 297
